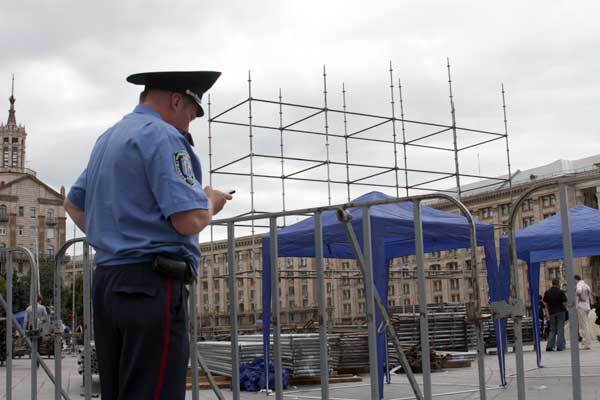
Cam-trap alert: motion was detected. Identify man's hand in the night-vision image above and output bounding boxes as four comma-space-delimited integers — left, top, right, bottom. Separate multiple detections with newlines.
204, 186, 232, 216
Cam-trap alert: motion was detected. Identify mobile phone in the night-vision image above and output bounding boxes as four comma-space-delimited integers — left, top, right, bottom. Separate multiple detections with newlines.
227, 189, 236, 195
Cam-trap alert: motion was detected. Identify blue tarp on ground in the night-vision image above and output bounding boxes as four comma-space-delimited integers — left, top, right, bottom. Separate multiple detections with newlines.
497, 205, 600, 376
261, 191, 499, 399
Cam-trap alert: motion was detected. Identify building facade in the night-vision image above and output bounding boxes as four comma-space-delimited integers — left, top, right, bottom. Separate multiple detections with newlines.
196, 156, 600, 329
0, 82, 66, 272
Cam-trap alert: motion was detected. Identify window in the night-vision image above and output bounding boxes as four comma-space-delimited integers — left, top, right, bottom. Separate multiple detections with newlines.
430, 264, 441, 272
30, 207, 36, 218
202, 281, 208, 290
465, 260, 472, 270
288, 300, 296, 308
286, 258, 294, 268
521, 199, 534, 212
327, 297, 333, 307
18, 225, 23, 236
450, 279, 460, 290
0, 225, 6, 236
299, 257, 307, 267
357, 288, 364, 297
238, 290, 243, 300
548, 267, 560, 280
400, 256, 409, 264
448, 249, 458, 257
11, 147, 17, 167
250, 290, 255, 300
451, 294, 460, 302
343, 289, 351, 300
388, 300, 396, 307
11, 138, 18, 144
446, 262, 459, 271
343, 303, 352, 315
402, 268, 411, 278
0, 205, 7, 220
434, 296, 443, 304
433, 280, 442, 292
302, 285, 308, 298
237, 278, 243, 288
481, 207, 493, 219
403, 284, 410, 295
543, 212, 556, 219
47, 227, 55, 239
500, 204, 511, 216
213, 279, 219, 289
341, 261, 350, 270
47, 245, 54, 257
18, 206, 23, 217
522, 216, 535, 228
358, 302, 365, 313
214, 293, 220, 304
388, 285, 395, 296
327, 282, 332, 294
430, 251, 441, 259
3, 147, 8, 167
403, 298, 411, 305
541, 194, 556, 208
341, 277, 350, 286
288, 286, 295, 296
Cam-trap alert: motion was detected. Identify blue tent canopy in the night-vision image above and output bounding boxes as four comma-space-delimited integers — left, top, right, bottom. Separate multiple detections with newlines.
261, 191, 499, 398
497, 204, 600, 374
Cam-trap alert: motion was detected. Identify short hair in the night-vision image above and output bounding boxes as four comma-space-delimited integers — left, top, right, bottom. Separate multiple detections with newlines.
574, 274, 581, 281
552, 278, 560, 286
37, 295, 43, 303
139, 89, 149, 103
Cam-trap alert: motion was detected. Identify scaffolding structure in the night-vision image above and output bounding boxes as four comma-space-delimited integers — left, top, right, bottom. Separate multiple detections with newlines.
206, 60, 513, 267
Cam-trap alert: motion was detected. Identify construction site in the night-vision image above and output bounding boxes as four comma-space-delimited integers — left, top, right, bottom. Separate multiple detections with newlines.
1, 61, 600, 400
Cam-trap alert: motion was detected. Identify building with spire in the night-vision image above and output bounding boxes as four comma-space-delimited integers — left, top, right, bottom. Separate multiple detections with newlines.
0, 77, 66, 272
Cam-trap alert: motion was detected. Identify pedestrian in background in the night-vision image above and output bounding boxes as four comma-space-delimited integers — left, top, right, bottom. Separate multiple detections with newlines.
543, 278, 567, 351
574, 274, 593, 350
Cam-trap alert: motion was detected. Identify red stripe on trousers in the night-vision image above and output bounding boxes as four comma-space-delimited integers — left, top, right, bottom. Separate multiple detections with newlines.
153, 276, 173, 400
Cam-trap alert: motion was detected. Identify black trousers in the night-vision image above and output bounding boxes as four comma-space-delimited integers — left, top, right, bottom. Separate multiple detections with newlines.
93, 263, 189, 400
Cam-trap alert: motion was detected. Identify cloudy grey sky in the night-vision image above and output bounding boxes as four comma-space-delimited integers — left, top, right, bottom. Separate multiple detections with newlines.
1, 1, 598, 241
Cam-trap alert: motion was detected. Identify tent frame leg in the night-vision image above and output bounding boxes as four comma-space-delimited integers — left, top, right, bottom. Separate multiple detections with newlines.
337, 208, 423, 400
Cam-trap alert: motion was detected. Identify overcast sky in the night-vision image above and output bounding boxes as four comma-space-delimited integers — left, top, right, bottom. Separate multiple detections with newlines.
1, 1, 598, 241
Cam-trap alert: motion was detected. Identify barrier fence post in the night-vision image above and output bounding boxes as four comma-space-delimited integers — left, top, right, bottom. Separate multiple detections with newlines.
6, 251, 13, 400
227, 221, 241, 400
189, 279, 200, 400
467, 216, 487, 400
413, 200, 432, 400
82, 242, 92, 400
269, 217, 284, 399
509, 220, 526, 400
30, 249, 39, 400
314, 211, 330, 399
362, 206, 380, 400
54, 245, 63, 400
559, 183, 582, 400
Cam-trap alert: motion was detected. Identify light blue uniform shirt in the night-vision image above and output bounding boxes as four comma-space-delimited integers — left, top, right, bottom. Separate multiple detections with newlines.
68, 105, 208, 272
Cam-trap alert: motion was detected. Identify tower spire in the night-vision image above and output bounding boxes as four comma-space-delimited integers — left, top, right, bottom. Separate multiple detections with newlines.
7, 74, 16, 126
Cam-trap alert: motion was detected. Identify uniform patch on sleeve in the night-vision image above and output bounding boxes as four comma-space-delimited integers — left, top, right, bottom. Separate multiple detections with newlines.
174, 151, 195, 186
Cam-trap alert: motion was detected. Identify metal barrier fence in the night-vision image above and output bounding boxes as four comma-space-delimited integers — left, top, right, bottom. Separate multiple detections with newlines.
1, 176, 592, 399
212, 192, 487, 400
499, 175, 593, 400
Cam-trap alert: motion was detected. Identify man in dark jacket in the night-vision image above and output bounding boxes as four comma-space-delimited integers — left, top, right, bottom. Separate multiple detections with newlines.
543, 278, 568, 351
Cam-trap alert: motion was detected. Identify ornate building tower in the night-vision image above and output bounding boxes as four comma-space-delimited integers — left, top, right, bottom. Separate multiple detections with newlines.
0, 76, 66, 269
0, 76, 27, 171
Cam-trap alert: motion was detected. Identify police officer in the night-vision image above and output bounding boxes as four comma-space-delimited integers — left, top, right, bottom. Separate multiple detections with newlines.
64, 71, 232, 400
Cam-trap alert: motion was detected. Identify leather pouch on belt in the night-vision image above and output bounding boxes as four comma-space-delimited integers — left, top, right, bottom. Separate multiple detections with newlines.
153, 255, 194, 284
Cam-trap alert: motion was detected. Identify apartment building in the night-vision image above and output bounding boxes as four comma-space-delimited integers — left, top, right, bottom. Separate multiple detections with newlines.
197, 155, 600, 328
